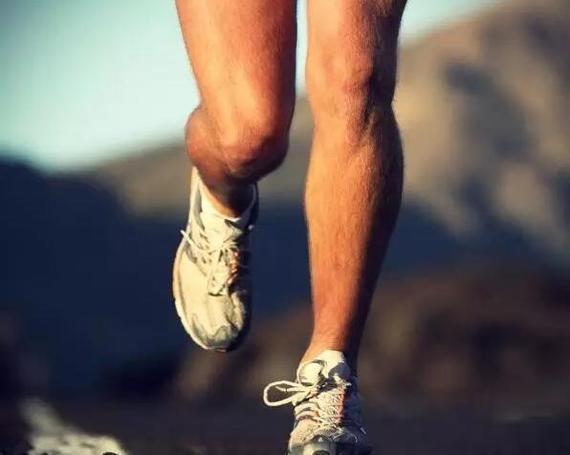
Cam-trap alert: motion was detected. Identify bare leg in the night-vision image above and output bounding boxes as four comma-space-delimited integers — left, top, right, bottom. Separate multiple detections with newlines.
302, 0, 407, 369
173, 0, 297, 353
175, 0, 297, 215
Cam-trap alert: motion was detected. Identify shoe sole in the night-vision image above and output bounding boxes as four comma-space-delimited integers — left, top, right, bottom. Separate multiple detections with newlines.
172, 168, 249, 353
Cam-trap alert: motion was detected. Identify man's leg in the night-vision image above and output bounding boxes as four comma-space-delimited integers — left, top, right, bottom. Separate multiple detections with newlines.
176, 0, 297, 216
174, 0, 296, 351
303, 0, 407, 368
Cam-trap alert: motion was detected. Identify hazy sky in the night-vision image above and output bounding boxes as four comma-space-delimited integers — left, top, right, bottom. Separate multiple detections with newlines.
1, 0, 500, 170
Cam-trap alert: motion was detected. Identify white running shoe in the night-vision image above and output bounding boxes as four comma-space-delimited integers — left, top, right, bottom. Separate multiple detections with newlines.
172, 169, 258, 352
264, 350, 372, 455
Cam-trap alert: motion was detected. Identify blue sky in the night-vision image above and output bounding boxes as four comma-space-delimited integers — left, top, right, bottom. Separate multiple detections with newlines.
0, 0, 500, 170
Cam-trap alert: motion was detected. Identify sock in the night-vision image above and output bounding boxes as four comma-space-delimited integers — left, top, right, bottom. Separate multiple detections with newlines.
199, 182, 256, 233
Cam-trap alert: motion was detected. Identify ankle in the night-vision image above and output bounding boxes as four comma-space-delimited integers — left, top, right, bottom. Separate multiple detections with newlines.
199, 177, 256, 218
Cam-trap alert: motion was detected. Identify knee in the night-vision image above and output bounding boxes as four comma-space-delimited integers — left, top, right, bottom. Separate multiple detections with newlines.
306, 28, 399, 131
215, 96, 293, 182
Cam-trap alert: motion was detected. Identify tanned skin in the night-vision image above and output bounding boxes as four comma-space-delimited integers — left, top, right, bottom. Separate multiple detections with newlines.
175, 0, 297, 216
176, 0, 407, 370
301, 0, 406, 369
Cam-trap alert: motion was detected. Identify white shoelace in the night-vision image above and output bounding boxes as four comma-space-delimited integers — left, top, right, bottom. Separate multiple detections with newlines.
180, 227, 249, 295
263, 378, 356, 429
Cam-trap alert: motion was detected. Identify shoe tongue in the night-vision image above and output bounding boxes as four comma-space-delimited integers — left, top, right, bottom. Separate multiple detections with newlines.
200, 211, 229, 234
199, 207, 247, 241
297, 350, 351, 385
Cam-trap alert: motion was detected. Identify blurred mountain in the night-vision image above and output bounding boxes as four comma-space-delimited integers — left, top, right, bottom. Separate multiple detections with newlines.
0, 161, 185, 393
92, 0, 570, 268
398, 0, 570, 264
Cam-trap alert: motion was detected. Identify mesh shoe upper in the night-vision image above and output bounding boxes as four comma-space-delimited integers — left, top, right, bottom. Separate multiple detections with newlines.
263, 350, 371, 454
173, 170, 258, 352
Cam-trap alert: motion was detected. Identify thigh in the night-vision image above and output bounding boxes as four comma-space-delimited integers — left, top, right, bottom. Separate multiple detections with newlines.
176, 0, 297, 132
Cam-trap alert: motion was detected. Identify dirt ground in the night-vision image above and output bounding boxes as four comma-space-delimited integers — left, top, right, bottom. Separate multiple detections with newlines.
2, 399, 570, 455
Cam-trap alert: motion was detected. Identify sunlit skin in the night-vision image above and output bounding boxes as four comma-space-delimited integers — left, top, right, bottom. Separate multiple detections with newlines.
176, 0, 407, 371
